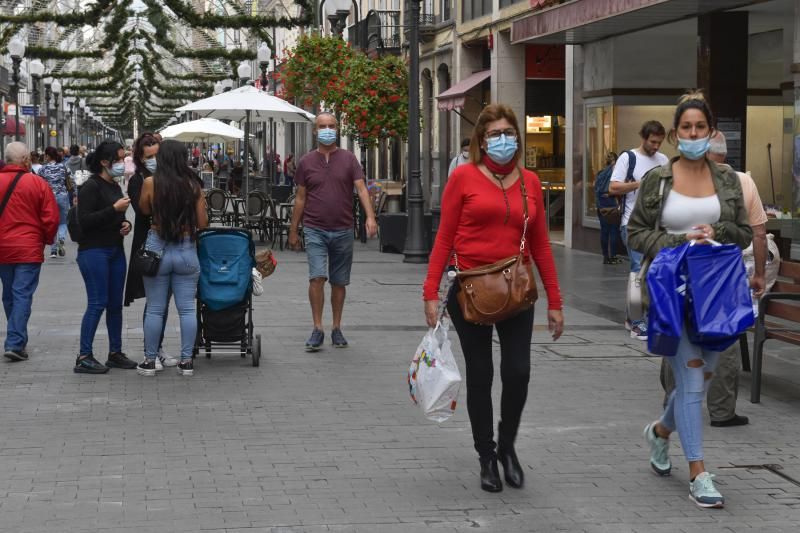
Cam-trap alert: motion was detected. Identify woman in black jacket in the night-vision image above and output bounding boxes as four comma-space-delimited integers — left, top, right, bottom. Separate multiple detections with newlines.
75, 140, 137, 373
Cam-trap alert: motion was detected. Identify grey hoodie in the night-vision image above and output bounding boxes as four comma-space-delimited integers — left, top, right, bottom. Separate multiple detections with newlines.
65, 155, 85, 175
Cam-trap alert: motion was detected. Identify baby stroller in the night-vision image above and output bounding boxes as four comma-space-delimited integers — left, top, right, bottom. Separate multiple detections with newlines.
194, 228, 261, 366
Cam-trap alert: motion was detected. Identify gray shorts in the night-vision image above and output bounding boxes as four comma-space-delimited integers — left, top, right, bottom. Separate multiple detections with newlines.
303, 227, 354, 286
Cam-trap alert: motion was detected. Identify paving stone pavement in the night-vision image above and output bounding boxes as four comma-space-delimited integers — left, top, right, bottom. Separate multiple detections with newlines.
2, 235, 800, 533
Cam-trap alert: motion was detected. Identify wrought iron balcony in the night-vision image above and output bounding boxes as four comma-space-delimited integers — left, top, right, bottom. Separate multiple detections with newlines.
348, 10, 403, 56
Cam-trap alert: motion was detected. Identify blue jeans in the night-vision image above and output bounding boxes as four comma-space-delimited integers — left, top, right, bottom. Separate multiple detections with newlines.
77, 247, 127, 356
598, 215, 621, 259
51, 192, 69, 251
660, 327, 721, 462
142, 232, 200, 361
303, 227, 354, 286
0, 263, 42, 352
620, 225, 642, 273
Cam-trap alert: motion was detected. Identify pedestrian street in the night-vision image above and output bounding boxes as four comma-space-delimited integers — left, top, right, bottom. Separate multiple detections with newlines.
2, 238, 800, 532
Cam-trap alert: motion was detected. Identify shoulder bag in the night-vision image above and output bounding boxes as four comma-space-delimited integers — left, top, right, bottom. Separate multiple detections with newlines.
0, 171, 25, 221
626, 177, 666, 321
455, 176, 538, 325
133, 244, 162, 277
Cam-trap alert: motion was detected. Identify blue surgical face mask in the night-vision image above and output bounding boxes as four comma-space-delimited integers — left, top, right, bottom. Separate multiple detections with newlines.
317, 128, 337, 146
678, 136, 711, 160
109, 162, 126, 177
486, 135, 518, 165
144, 159, 157, 173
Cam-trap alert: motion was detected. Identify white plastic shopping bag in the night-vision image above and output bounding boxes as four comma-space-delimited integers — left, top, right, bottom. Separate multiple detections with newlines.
407, 318, 462, 422
251, 268, 264, 296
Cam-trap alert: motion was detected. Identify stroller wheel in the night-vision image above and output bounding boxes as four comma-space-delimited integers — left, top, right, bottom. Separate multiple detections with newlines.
252, 334, 261, 367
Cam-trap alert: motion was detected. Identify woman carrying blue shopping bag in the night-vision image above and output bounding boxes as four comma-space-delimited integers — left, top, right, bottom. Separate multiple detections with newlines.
627, 91, 752, 509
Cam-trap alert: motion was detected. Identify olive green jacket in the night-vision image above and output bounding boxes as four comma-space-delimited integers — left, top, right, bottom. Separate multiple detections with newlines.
627, 157, 753, 259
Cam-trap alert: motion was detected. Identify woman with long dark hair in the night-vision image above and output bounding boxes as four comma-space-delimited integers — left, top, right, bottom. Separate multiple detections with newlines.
75, 140, 137, 373
628, 92, 752, 508
137, 140, 208, 377
123, 132, 178, 369
423, 104, 564, 492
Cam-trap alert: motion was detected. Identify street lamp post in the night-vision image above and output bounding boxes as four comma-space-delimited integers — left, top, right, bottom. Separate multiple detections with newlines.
258, 42, 273, 184
52, 79, 61, 148
325, 0, 351, 37
78, 98, 86, 147
238, 62, 252, 196
8, 36, 26, 142
64, 96, 75, 147
403, 0, 428, 263
30, 59, 44, 154
43, 76, 52, 148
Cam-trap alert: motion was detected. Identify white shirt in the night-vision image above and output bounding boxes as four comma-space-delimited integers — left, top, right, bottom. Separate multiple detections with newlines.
660, 190, 721, 234
610, 148, 669, 226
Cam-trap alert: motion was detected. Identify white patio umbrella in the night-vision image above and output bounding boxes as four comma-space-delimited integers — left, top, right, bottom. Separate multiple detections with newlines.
159, 117, 244, 143
176, 85, 315, 196
176, 85, 315, 122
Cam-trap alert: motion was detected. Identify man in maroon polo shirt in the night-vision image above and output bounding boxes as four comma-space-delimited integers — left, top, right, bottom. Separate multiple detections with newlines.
288, 112, 378, 351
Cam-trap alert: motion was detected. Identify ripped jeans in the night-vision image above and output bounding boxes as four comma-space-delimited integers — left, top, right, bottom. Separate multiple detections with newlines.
660, 327, 721, 462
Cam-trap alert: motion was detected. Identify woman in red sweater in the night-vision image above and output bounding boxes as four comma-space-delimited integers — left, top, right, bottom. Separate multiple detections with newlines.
423, 104, 564, 492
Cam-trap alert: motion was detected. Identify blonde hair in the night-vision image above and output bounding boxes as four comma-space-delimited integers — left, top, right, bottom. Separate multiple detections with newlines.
468, 104, 522, 166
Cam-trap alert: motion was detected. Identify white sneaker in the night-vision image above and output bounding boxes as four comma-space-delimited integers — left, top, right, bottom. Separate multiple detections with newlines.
154, 357, 164, 371
158, 350, 179, 367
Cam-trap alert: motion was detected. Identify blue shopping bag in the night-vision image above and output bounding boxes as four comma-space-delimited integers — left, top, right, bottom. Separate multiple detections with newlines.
685, 242, 755, 351
646, 243, 690, 356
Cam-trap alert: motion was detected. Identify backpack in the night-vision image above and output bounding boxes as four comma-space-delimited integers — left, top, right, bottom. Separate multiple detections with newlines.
596, 151, 636, 224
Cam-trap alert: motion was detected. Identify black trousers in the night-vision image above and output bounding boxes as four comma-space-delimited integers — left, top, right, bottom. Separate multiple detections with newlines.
446, 285, 535, 459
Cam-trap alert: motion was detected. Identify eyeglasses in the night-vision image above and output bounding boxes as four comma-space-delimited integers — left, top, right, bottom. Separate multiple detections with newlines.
485, 129, 517, 141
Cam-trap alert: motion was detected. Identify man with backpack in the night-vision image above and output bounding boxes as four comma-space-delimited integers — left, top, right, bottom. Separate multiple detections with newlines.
0, 142, 59, 362
594, 152, 623, 264
608, 120, 669, 340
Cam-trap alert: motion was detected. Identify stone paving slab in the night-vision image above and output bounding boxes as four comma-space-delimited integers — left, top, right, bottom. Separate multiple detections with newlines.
1, 238, 800, 532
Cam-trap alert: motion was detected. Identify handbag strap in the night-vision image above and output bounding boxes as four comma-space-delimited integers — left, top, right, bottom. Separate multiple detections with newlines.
518, 174, 530, 254
0, 172, 26, 221
636, 177, 667, 282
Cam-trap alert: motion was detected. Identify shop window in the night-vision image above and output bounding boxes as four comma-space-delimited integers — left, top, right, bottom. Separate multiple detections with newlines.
499, 0, 525, 8
584, 104, 615, 223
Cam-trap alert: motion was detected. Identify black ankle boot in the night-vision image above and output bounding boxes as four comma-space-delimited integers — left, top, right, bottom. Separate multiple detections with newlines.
498, 445, 524, 488
479, 457, 503, 492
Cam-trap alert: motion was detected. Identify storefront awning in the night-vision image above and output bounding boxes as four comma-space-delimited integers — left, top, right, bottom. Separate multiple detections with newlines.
2, 116, 25, 137
511, 0, 760, 45
437, 70, 491, 111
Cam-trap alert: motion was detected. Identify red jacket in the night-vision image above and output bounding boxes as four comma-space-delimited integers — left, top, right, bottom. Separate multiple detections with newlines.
0, 165, 59, 264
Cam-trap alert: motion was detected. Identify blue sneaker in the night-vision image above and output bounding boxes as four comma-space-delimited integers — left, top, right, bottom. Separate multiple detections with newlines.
689, 472, 724, 508
305, 328, 324, 352
331, 328, 348, 348
644, 421, 671, 476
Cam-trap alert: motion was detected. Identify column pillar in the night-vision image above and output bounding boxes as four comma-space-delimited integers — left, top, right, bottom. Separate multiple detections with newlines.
491, 30, 525, 130
698, 12, 749, 170
792, 0, 800, 214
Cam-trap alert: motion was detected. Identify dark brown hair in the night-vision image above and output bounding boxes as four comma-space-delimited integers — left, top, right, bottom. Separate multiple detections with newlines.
639, 120, 665, 140
468, 104, 522, 166
668, 90, 715, 144
133, 131, 160, 176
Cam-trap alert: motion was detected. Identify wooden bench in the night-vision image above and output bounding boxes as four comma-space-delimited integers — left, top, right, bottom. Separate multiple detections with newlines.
750, 260, 800, 403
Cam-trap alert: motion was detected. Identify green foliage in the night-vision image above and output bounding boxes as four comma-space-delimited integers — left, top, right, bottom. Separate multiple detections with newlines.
282, 35, 409, 147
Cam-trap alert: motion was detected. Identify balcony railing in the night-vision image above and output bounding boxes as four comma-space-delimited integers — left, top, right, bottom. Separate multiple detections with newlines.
349, 10, 403, 54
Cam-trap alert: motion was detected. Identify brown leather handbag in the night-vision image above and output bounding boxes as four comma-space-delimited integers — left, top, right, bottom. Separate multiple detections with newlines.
455, 178, 538, 325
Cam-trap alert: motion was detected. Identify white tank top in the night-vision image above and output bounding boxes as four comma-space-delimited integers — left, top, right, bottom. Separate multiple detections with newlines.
660, 190, 721, 235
